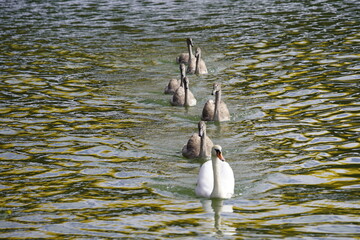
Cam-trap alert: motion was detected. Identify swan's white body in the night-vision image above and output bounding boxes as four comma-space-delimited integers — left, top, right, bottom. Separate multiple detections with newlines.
195, 145, 234, 199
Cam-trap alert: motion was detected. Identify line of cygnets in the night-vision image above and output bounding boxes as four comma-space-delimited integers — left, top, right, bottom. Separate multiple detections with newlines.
164, 38, 235, 200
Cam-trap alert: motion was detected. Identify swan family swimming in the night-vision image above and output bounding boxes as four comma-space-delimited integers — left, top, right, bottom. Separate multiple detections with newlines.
167, 38, 235, 200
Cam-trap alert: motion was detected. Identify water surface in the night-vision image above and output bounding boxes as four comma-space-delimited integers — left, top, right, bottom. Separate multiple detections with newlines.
0, 0, 359, 238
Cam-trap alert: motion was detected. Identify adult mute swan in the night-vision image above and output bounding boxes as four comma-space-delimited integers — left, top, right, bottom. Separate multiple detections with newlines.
201, 83, 230, 122
164, 63, 186, 94
195, 47, 208, 75
182, 121, 213, 159
171, 77, 196, 107
195, 145, 235, 199
176, 38, 194, 65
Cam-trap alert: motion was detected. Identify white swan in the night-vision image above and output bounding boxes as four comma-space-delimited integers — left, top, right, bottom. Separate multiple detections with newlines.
182, 121, 213, 159
171, 77, 196, 106
195, 145, 235, 199
195, 47, 208, 75
176, 38, 194, 65
201, 83, 230, 122
164, 63, 186, 94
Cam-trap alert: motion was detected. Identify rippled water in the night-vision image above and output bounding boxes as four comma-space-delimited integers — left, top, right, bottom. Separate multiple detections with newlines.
1, 0, 359, 238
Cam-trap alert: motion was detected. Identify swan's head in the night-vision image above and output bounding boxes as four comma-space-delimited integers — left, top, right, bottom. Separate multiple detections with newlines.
195, 47, 202, 58
212, 83, 221, 95
198, 121, 206, 137
212, 145, 225, 161
186, 38, 194, 47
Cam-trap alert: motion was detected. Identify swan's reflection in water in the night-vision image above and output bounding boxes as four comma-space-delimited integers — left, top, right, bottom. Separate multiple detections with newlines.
200, 199, 236, 236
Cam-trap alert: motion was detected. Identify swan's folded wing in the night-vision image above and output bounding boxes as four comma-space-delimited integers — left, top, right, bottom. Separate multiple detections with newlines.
182, 134, 200, 158
187, 90, 197, 106
199, 59, 208, 74
201, 100, 215, 121
164, 78, 180, 94
171, 87, 185, 106
221, 162, 235, 196
204, 136, 214, 157
195, 161, 213, 198
220, 101, 231, 121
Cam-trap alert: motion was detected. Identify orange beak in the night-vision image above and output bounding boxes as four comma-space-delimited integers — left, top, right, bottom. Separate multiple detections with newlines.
217, 152, 225, 161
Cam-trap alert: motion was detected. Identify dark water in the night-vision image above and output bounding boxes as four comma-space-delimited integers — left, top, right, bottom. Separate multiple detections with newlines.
0, 0, 359, 238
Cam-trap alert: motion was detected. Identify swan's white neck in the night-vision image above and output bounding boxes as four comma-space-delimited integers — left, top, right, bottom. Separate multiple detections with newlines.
210, 156, 223, 198
214, 90, 221, 121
